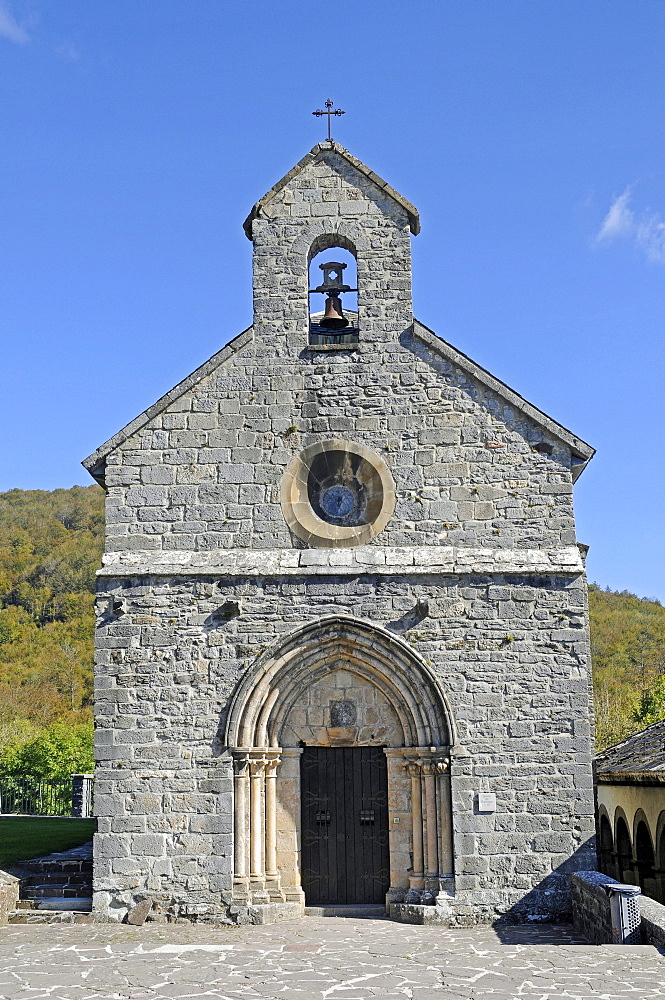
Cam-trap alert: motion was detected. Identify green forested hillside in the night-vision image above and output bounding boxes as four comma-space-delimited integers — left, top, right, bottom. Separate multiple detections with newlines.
589, 584, 665, 749
0, 486, 103, 777
0, 485, 662, 768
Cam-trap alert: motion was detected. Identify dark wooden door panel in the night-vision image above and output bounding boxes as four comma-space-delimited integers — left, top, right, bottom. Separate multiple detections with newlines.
301, 746, 389, 905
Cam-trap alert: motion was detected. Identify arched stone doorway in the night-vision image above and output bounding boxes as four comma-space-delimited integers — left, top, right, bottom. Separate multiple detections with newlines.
225, 616, 455, 913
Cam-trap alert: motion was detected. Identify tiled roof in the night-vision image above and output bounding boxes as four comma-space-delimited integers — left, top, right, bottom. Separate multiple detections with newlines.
595, 719, 665, 776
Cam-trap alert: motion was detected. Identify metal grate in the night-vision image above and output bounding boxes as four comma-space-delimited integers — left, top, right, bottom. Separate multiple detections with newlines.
0, 777, 73, 816
607, 883, 642, 944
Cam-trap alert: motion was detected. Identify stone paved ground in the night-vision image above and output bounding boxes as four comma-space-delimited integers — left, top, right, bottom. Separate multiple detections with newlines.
0, 917, 664, 1000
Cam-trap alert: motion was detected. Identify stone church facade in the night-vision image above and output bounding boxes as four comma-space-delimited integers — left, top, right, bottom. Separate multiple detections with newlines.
83, 142, 597, 925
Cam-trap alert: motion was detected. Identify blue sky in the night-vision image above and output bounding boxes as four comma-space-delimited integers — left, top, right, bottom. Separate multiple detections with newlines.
1, 0, 664, 601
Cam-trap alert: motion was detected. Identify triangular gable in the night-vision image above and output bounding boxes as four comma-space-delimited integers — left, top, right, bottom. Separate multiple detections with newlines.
413, 321, 594, 474
242, 142, 420, 239
82, 320, 594, 487
81, 326, 253, 486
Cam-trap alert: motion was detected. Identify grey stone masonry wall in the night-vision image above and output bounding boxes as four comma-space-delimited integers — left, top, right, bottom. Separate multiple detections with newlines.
0, 870, 19, 925
93, 570, 595, 923
86, 142, 596, 925
249, 146, 414, 350
95, 144, 586, 559
570, 872, 665, 946
569, 871, 618, 944
100, 329, 580, 556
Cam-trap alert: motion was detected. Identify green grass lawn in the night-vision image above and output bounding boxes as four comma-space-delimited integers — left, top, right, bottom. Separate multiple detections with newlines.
0, 817, 96, 868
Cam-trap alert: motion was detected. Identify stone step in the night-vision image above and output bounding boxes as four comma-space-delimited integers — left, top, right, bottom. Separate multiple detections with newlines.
304, 904, 387, 918
22, 885, 92, 899
20, 860, 93, 875
13, 899, 89, 911
8, 908, 94, 925
23, 873, 91, 888
30, 897, 92, 912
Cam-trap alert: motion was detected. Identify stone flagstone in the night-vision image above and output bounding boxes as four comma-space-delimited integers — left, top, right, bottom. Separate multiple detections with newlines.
0, 918, 664, 999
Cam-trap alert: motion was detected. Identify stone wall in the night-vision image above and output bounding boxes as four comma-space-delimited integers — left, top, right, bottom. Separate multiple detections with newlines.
639, 894, 665, 948
569, 871, 617, 944
91, 144, 584, 560
570, 871, 665, 946
99, 324, 579, 557
93, 569, 596, 923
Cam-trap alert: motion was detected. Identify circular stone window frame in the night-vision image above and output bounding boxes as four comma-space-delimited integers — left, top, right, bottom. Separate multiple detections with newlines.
280, 439, 396, 548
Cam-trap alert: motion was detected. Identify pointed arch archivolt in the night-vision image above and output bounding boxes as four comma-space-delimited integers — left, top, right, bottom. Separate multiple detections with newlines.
225, 615, 455, 750
225, 616, 457, 912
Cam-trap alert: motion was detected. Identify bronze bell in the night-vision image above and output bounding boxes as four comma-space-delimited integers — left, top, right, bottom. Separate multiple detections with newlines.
320, 292, 349, 330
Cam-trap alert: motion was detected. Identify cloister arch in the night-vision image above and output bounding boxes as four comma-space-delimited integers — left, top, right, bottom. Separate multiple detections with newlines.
634, 813, 657, 900
598, 810, 615, 879
656, 812, 665, 904
225, 616, 456, 912
615, 812, 634, 885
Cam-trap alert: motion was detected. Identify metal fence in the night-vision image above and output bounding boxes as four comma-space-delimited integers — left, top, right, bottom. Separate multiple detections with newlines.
0, 774, 93, 817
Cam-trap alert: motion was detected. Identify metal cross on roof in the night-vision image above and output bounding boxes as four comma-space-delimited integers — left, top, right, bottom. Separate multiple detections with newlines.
312, 99, 345, 143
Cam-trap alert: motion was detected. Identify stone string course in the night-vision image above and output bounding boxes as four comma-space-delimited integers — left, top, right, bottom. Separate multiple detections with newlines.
99, 544, 585, 575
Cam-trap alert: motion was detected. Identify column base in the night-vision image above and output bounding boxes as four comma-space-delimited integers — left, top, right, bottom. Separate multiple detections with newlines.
386, 886, 408, 905
265, 876, 286, 903
249, 878, 270, 905
232, 879, 250, 904
283, 887, 306, 906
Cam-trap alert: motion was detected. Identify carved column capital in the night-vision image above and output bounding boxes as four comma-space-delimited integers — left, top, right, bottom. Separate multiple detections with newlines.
249, 758, 266, 779
404, 760, 421, 778
264, 757, 281, 779
414, 748, 450, 775
231, 751, 251, 777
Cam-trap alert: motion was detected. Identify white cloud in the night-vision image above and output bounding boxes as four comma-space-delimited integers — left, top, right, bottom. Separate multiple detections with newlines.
636, 213, 665, 265
596, 186, 665, 265
597, 188, 634, 242
0, 0, 28, 43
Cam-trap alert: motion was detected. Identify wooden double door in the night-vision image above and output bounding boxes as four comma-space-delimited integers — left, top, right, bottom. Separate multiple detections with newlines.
301, 746, 390, 905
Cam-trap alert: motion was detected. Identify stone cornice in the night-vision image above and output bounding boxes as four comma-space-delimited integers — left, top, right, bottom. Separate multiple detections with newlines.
97, 545, 585, 578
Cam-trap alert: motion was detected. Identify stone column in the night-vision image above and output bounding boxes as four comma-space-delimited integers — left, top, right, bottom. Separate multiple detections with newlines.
434, 754, 453, 901
404, 759, 425, 903
264, 752, 285, 901
231, 752, 250, 900
278, 748, 306, 907
419, 756, 439, 902
249, 756, 265, 880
